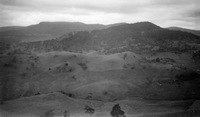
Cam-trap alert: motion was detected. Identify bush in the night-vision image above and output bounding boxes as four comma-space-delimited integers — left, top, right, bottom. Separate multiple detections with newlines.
59, 91, 75, 98
110, 104, 126, 117
84, 105, 95, 115
78, 62, 87, 70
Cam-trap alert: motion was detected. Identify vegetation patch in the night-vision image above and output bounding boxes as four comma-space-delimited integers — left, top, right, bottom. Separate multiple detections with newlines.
49, 64, 73, 73
151, 57, 175, 64
59, 91, 75, 98
84, 105, 95, 115
42, 109, 54, 117
78, 62, 87, 70
176, 71, 200, 81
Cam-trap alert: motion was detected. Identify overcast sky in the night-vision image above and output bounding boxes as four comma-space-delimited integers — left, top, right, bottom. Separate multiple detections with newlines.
0, 0, 200, 29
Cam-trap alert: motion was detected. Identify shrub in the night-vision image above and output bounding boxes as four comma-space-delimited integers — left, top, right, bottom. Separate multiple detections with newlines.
110, 104, 126, 117
84, 105, 95, 115
78, 62, 87, 70
59, 91, 75, 98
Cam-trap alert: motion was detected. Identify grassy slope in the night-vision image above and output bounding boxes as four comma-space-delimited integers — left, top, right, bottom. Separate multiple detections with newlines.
0, 51, 200, 116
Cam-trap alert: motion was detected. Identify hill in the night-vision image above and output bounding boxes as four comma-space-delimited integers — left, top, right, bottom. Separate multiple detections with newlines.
168, 27, 200, 37
0, 51, 200, 116
0, 22, 107, 43
13, 22, 200, 54
1, 51, 200, 101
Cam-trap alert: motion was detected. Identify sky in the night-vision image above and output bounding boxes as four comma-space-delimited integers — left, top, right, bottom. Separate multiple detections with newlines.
0, 0, 200, 30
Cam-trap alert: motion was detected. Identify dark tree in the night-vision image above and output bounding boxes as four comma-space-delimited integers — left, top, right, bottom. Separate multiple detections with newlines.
110, 104, 126, 117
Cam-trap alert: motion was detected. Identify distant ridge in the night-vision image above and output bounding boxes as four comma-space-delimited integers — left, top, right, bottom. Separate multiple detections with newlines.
0, 21, 129, 43
168, 27, 200, 37
15, 21, 200, 54
1, 21, 199, 44
108, 21, 161, 32
0, 22, 107, 43
26, 21, 106, 36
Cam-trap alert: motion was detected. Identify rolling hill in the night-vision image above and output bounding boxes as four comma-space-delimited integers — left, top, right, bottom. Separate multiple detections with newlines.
0, 51, 200, 117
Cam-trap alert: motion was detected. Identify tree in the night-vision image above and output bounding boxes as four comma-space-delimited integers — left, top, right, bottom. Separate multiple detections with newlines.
110, 104, 126, 117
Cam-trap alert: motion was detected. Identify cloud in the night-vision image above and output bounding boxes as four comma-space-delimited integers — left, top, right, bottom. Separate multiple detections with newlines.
0, 0, 199, 29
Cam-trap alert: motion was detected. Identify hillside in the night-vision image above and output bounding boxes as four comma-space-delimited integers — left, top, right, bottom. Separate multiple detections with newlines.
0, 51, 200, 116
168, 27, 200, 37
12, 22, 200, 55
1, 51, 200, 101
0, 26, 25, 32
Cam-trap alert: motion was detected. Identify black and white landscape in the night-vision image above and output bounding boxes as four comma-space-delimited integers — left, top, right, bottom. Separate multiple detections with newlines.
0, 21, 200, 117
0, 0, 200, 117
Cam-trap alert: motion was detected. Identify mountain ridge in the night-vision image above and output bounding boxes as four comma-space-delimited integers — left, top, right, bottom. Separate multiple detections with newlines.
8, 21, 200, 55
1, 21, 200, 44
0, 22, 108, 43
